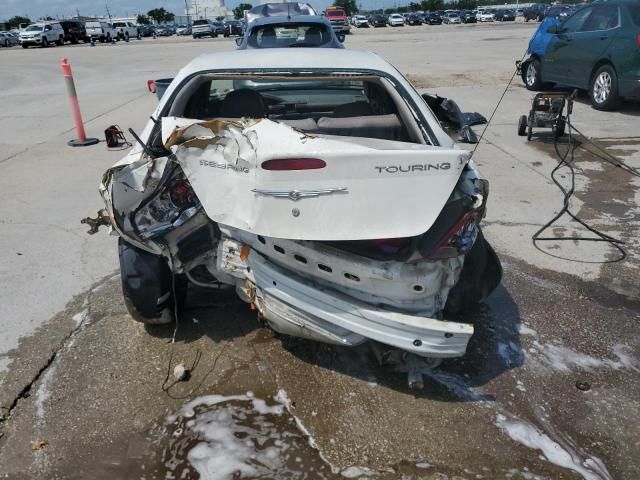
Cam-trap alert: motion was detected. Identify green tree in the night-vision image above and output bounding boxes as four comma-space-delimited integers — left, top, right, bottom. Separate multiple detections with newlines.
147, 7, 174, 23
7, 15, 31, 28
333, 0, 358, 15
233, 3, 253, 19
420, 0, 444, 11
137, 14, 151, 25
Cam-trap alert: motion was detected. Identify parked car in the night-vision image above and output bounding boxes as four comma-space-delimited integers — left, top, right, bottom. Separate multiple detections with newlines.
237, 3, 344, 49
18, 22, 64, 48
112, 21, 138, 40
406, 13, 424, 25
138, 25, 156, 37
424, 12, 443, 25
494, 9, 516, 21
325, 6, 351, 33
192, 19, 218, 38
225, 20, 244, 36
353, 15, 370, 27
85, 21, 116, 42
443, 12, 462, 24
388, 13, 406, 26
100, 48, 501, 388
0, 32, 20, 47
524, 4, 549, 22
476, 10, 495, 22
460, 10, 477, 23
154, 25, 173, 36
369, 14, 389, 27
521, 1, 640, 110
176, 24, 192, 36
543, 5, 575, 21
59, 20, 87, 44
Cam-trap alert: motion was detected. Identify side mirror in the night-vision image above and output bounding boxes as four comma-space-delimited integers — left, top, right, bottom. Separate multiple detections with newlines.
337, 33, 346, 43
235, 37, 243, 46
546, 25, 559, 34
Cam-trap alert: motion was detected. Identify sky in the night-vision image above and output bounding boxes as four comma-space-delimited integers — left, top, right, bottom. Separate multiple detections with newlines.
1, 0, 401, 21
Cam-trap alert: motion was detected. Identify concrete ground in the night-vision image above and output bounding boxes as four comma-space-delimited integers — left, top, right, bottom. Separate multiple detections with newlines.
0, 23, 639, 479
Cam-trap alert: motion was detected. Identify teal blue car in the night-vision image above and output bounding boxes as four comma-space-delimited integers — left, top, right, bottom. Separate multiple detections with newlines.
523, 0, 640, 110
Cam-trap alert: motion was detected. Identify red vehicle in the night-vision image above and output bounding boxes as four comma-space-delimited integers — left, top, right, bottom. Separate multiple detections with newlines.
325, 6, 351, 33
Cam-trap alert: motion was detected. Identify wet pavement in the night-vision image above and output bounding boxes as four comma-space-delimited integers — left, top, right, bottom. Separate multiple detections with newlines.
0, 254, 638, 479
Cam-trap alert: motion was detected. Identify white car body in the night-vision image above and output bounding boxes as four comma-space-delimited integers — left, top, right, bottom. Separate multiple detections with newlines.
388, 14, 405, 26
111, 21, 138, 40
443, 14, 462, 24
85, 21, 116, 42
18, 22, 64, 47
101, 50, 497, 383
476, 10, 495, 22
0, 32, 20, 47
353, 15, 370, 27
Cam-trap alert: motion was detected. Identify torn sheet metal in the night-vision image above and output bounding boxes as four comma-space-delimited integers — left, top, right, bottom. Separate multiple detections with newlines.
165, 118, 470, 241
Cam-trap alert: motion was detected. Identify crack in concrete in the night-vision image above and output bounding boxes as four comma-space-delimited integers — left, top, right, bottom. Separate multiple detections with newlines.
0, 279, 104, 431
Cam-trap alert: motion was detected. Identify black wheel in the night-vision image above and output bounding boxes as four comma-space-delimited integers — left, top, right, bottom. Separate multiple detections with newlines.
56, 36, 64, 46
590, 64, 620, 111
527, 123, 533, 141
107, 34, 111, 42
71, 35, 78, 44
518, 115, 528, 136
525, 57, 542, 90
118, 238, 187, 325
554, 118, 566, 138
41, 37, 48, 47
22, 43, 28, 49
4, 39, 8, 48
125, 32, 129, 41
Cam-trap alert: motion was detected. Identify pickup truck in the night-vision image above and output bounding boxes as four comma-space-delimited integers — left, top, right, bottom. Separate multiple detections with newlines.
85, 21, 116, 42
325, 7, 350, 33
111, 21, 139, 40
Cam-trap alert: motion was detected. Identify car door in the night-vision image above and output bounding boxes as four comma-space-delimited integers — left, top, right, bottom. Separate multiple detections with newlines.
564, 4, 619, 89
541, 6, 593, 83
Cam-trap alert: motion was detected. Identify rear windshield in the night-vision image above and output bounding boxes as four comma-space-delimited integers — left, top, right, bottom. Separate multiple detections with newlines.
630, 3, 640, 26
193, 20, 208, 25
247, 23, 332, 48
172, 76, 420, 143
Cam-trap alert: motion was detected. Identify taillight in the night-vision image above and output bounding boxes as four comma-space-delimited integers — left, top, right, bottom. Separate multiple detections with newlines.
261, 158, 326, 171
147, 80, 156, 93
426, 210, 479, 259
636, 33, 640, 47
169, 179, 197, 208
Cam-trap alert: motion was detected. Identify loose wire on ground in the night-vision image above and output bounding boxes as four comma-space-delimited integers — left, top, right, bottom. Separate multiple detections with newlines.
531, 100, 626, 263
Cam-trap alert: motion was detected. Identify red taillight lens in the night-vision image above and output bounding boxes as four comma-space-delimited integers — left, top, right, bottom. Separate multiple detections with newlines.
147, 80, 156, 93
261, 158, 326, 171
636, 33, 640, 47
427, 210, 479, 259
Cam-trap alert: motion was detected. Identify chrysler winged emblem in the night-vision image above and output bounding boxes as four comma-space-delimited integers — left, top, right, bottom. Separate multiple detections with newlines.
251, 187, 347, 201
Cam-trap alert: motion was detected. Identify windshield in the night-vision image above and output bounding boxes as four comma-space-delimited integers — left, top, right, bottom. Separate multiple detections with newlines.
193, 20, 208, 25
25, 24, 44, 31
247, 23, 332, 48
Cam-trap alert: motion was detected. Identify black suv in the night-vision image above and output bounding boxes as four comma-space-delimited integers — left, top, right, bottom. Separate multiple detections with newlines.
59, 20, 87, 43
523, 4, 548, 22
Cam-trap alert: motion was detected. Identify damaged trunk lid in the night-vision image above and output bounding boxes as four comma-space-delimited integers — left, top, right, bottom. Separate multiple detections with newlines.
163, 117, 470, 241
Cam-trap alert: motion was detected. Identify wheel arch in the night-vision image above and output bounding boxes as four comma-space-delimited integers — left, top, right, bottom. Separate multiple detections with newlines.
589, 59, 616, 85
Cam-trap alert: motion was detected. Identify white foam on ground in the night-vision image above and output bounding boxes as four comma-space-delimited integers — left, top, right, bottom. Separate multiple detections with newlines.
35, 364, 57, 425
72, 309, 88, 326
534, 342, 639, 373
519, 324, 538, 337
496, 414, 612, 480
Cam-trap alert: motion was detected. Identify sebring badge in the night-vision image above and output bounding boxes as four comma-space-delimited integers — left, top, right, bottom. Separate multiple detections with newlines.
251, 187, 347, 201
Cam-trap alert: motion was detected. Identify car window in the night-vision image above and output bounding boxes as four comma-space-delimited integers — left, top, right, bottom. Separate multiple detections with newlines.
630, 3, 640, 26
177, 76, 416, 143
561, 6, 592, 32
45, 25, 52, 31
247, 23, 332, 48
580, 4, 619, 31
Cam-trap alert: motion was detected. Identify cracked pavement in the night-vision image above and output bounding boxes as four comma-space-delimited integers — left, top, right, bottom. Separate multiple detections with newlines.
1, 23, 639, 479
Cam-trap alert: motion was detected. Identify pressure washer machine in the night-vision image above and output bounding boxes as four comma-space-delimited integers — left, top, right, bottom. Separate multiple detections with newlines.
518, 91, 576, 141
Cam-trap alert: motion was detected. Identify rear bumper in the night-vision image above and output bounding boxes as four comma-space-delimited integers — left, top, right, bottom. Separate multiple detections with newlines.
245, 251, 473, 358
619, 77, 640, 98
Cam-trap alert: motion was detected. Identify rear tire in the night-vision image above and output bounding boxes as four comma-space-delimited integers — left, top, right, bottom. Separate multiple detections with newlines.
525, 58, 542, 90
118, 238, 187, 325
590, 64, 620, 111
518, 115, 527, 136
41, 37, 48, 47
22, 43, 28, 49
